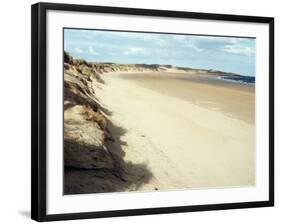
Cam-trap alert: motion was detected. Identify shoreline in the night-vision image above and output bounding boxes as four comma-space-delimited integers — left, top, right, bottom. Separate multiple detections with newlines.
104, 71, 255, 123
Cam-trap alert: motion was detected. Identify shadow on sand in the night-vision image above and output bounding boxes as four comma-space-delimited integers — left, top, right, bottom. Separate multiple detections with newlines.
64, 85, 153, 195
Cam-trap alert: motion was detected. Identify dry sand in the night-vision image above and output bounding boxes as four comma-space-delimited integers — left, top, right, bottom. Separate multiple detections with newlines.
95, 72, 255, 191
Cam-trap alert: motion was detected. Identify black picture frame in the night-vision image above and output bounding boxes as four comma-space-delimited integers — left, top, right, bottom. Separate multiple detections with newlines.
31, 2, 274, 222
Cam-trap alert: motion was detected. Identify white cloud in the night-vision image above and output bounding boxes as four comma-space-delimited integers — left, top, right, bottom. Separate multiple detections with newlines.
75, 47, 84, 53
170, 35, 204, 52
140, 35, 167, 46
123, 47, 145, 55
184, 43, 203, 52
223, 45, 254, 56
173, 35, 254, 55
88, 47, 99, 55
109, 32, 168, 47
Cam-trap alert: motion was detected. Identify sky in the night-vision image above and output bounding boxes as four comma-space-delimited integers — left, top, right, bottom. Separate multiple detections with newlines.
64, 29, 256, 77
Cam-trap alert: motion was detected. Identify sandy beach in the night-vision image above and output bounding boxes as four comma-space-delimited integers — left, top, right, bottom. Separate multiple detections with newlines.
95, 72, 255, 191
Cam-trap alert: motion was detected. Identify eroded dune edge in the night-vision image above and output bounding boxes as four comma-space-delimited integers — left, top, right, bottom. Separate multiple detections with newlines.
64, 51, 168, 194
63, 51, 255, 194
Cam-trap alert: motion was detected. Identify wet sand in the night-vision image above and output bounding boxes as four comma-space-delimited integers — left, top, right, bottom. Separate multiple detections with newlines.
121, 72, 255, 123
95, 71, 255, 191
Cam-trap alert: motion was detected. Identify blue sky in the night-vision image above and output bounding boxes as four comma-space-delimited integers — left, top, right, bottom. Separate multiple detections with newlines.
64, 29, 256, 77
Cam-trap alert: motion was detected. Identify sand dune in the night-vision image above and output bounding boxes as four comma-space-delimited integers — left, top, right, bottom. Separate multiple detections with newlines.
95, 72, 255, 191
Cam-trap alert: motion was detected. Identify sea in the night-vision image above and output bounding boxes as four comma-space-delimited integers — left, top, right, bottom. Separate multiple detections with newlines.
217, 75, 255, 85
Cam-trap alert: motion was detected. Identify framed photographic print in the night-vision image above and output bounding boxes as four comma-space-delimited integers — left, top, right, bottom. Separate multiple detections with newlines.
31, 2, 274, 222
